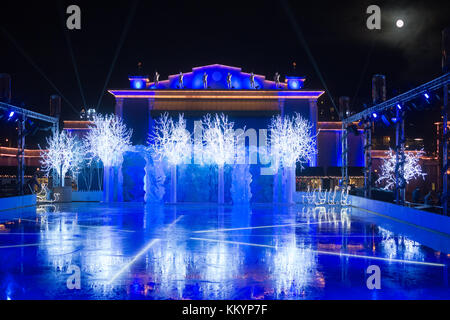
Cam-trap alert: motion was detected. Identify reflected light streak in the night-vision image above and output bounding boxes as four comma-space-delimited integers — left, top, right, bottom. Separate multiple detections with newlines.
108, 238, 161, 285
193, 221, 343, 234
190, 238, 446, 267
0, 243, 44, 249
17, 218, 136, 233
164, 215, 184, 230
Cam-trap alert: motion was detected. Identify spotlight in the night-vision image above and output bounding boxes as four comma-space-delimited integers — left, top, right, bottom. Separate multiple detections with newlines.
391, 117, 398, 123
372, 112, 378, 119
424, 93, 430, 99
396, 103, 402, 110
8, 111, 14, 118
381, 114, 390, 126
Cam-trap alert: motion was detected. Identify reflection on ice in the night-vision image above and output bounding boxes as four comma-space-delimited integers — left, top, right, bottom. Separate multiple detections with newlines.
300, 206, 351, 229
269, 237, 318, 298
378, 226, 424, 262
0, 202, 448, 299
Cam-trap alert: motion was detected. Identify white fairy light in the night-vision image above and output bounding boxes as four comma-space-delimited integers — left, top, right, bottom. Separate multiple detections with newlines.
269, 113, 317, 204
84, 114, 132, 202
202, 113, 237, 166
269, 113, 317, 170
84, 114, 132, 167
376, 149, 427, 190
148, 113, 192, 166
148, 113, 192, 203
40, 130, 84, 187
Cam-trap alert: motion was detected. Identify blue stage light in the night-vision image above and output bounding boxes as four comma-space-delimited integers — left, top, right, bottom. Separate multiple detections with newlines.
8, 111, 14, 118
381, 114, 390, 126
285, 76, 305, 90
391, 117, 398, 123
128, 76, 148, 89
396, 104, 402, 110
372, 112, 377, 118
132, 80, 143, 89
289, 80, 299, 89
424, 93, 430, 99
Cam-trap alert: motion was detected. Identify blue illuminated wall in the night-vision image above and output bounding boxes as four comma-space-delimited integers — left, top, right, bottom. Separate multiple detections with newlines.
317, 127, 364, 168
122, 99, 150, 145
110, 64, 362, 203
147, 64, 287, 90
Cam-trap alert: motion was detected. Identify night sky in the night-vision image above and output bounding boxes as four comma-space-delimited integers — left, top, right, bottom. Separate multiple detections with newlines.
1, 0, 449, 148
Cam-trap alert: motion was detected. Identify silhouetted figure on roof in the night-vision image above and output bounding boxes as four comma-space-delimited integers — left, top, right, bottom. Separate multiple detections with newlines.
250, 72, 255, 89
202, 72, 208, 89
154, 71, 160, 87
178, 72, 184, 89
274, 72, 280, 89
227, 73, 232, 89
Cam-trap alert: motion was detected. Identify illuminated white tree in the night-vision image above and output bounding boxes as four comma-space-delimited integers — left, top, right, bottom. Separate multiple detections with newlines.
376, 149, 426, 190
202, 113, 237, 204
84, 114, 132, 202
148, 113, 191, 203
41, 130, 84, 187
269, 113, 317, 203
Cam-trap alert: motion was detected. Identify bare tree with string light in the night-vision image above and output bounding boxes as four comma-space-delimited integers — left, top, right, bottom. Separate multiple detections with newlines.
40, 130, 84, 188
148, 113, 191, 203
84, 114, 132, 202
269, 113, 317, 204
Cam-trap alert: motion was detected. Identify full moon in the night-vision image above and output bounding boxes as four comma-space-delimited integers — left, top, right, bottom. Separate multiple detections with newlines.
396, 19, 404, 28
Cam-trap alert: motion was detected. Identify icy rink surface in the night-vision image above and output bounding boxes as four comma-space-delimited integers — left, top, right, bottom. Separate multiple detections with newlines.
0, 202, 449, 300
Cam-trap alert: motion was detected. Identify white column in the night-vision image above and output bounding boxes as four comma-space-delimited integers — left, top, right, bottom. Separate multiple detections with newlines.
218, 165, 224, 204
285, 166, 296, 204
170, 165, 177, 203
115, 98, 124, 118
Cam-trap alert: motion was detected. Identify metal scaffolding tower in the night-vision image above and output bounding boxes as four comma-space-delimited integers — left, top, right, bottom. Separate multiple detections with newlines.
363, 119, 372, 198
443, 83, 449, 214
394, 105, 405, 205
341, 72, 450, 214
0, 101, 58, 195
341, 121, 349, 187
